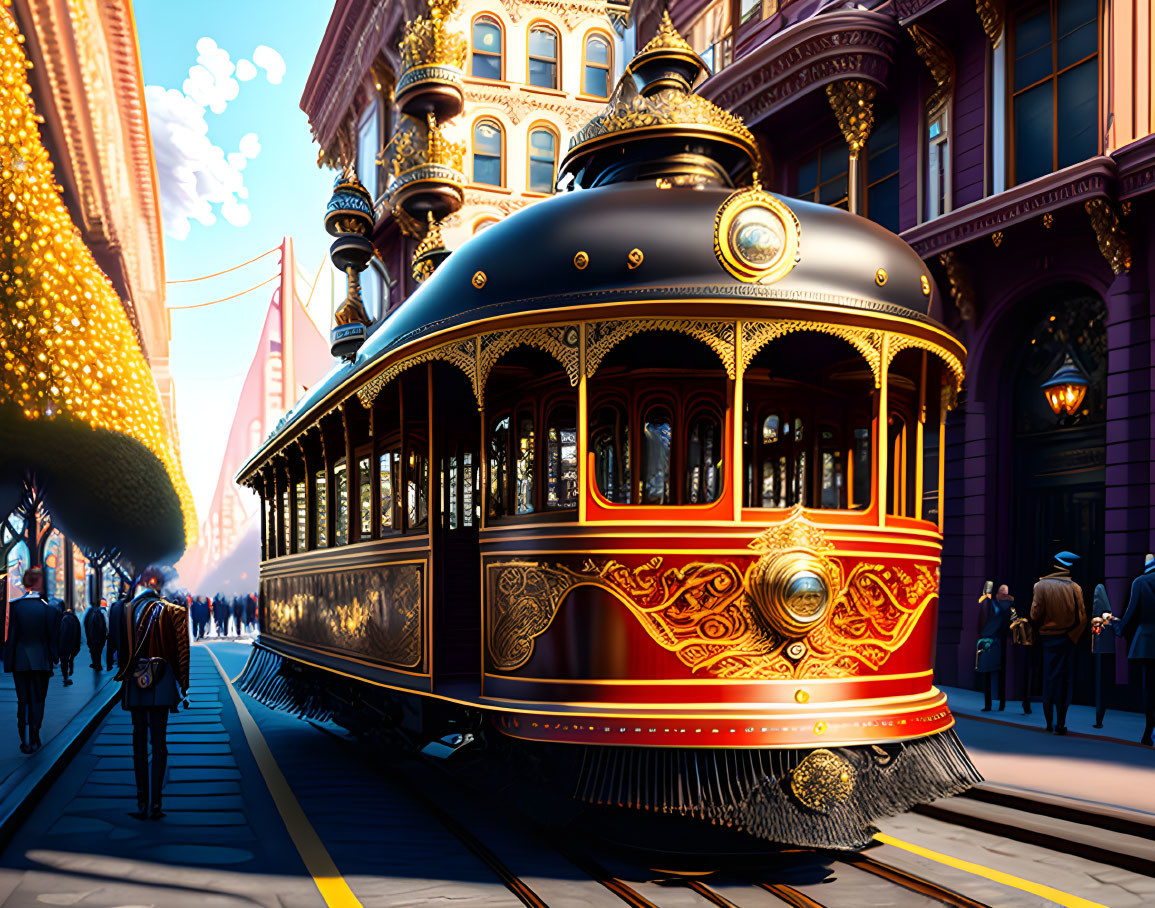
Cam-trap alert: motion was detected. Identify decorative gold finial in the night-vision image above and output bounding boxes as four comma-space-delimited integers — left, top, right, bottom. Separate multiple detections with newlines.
826, 80, 877, 155
334, 267, 371, 327
640, 11, 695, 56
412, 212, 451, 283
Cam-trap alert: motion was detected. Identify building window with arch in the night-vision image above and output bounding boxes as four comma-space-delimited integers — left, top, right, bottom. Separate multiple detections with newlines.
865, 108, 900, 232
1010, 0, 1098, 185
582, 33, 611, 98
527, 127, 557, 194
472, 15, 503, 80
925, 107, 950, 220
527, 24, 559, 90
472, 119, 504, 186
793, 139, 849, 209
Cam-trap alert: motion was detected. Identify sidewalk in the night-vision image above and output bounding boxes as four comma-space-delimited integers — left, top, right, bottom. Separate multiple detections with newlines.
0, 663, 119, 845
943, 684, 1155, 819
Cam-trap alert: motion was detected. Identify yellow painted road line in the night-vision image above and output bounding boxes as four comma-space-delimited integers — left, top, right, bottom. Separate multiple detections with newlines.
207, 646, 363, 908
874, 832, 1109, 908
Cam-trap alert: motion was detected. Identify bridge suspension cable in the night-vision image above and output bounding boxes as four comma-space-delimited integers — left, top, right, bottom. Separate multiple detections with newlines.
165, 247, 279, 284
166, 273, 280, 311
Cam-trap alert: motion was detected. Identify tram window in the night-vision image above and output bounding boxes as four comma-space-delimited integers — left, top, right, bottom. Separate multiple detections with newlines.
852, 426, 871, 508
406, 450, 428, 530
447, 455, 459, 529
314, 469, 328, 549
794, 417, 804, 442
762, 414, 779, 443
295, 481, 306, 551
488, 416, 509, 518
516, 409, 535, 514
819, 426, 845, 509
281, 488, 290, 553
334, 462, 349, 545
357, 457, 371, 539
463, 452, 475, 526
546, 405, 578, 510
592, 403, 630, 503
379, 451, 397, 532
887, 414, 907, 516
685, 412, 722, 504
641, 405, 673, 505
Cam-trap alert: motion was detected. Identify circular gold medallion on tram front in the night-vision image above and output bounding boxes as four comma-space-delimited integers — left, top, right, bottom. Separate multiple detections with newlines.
790, 749, 855, 812
729, 207, 786, 270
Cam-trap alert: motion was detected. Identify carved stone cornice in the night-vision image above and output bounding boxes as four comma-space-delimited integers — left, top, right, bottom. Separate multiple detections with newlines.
700, 10, 899, 128
463, 191, 531, 216
907, 25, 954, 116
901, 157, 1116, 259
466, 82, 593, 131
499, 0, 610, 28
1116, 133, 1155, 200
1084, 199, 1132, 275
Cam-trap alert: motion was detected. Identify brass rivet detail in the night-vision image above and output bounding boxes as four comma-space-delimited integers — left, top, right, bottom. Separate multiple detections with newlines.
794, 689, 810, 704
875, 268, 887, 286
814, 721, 828, 735
574, 251, 589, 270
920, 274, 931, 296
627, 248, 644, 269
471, 270, 487, 289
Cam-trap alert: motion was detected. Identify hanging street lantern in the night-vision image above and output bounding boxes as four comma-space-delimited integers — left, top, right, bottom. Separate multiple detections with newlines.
1041, 353, 1090, 418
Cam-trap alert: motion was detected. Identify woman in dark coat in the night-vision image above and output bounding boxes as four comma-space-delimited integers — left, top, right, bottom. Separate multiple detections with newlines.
57, 606, 82, 687
977, 584, 1013, 711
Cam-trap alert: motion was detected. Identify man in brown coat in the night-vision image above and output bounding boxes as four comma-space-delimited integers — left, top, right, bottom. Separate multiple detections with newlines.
1030, 551, 1086, 736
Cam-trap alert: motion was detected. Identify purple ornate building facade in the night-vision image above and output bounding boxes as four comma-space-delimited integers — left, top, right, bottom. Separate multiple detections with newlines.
636, 0, 1155, 704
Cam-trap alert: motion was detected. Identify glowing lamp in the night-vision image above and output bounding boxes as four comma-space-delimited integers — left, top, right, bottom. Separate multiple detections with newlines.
1041, 354, 1089, 417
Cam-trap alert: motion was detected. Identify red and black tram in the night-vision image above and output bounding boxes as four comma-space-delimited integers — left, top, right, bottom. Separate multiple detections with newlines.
237, 22, 980, 849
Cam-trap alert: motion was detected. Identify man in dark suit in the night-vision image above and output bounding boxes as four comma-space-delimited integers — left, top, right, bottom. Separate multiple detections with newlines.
245, 593, 258, 634
106, 586, 129, 670
3, 568, 57, 753
1118, 554, 1155, 746
84, 597, 108, 669
213, 595, 229, 637
1030, 551, 1087, 736
58, 604, 82, 687
231, 596, 245, 636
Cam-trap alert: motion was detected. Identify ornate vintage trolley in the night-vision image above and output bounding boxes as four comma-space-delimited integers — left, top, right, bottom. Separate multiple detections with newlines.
237, 19, 979, 849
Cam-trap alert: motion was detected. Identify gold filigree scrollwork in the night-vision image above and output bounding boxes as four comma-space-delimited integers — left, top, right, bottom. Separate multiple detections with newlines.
908, 26, 954, 117
975, 0, 1004, 48
885, 334, 964, 391
585, 319, 737, 379
478, 324, 582, 393
790, 749, 856, 812
740, 320, 882, 386
825, 80, 877, 154
486, 514, 939, 679
356, 337, 479, 407
1085, 199, 1132, 275
938, 250, 975, 322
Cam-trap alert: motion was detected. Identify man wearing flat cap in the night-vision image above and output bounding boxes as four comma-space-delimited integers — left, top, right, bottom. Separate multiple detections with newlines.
1031, 551, 1086, 735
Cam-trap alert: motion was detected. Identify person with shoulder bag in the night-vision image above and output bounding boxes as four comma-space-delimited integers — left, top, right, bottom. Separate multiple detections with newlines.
976, 582, 1012, 711
1030, 551, 1087, 735
115, 566, 190, 819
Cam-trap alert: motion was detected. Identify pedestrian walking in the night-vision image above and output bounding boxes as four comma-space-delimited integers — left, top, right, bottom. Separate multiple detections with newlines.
1030, 551, 1087, 736
1117, 553, 1155, 746
2, 568, 57, 753
106, 588, 128, 670
83, 597, 108, 668
231, 596, 245, 636
245, 592, 258, 633
1090, 583, 1115, 728
115, 567, 190, 819
976, 582, 1011, 712
58, 604, 82, 687
1008, 587, 1035, 714
213, 595, 229, 637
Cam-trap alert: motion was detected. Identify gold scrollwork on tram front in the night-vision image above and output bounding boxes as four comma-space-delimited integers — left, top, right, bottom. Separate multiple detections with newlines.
263, 563, 424, 669
485, 515, 937, 679
357, 337, 479, 406
478, 324, 582, 392
740, 320, 883, 386
884, 333, 964, 390
585, 318, 738, 379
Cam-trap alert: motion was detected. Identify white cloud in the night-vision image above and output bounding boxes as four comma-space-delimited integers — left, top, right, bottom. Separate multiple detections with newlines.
236, 59, 257, 82
238, 132, 261, 158
146, 38, 276, 240
182, 37, 238, 115
252, 45, 285, 84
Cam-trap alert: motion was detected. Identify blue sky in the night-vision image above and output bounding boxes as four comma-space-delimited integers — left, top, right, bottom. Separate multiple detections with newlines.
134, 0, 338, 518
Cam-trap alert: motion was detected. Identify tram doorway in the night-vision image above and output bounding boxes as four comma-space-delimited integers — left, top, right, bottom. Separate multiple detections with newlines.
431, 363, 481, 683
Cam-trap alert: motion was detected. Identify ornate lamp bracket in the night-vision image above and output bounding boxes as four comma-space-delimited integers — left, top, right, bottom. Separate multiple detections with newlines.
908, 26, 954, 117
1085, 199, 1132, 275
825, 80, 877, 156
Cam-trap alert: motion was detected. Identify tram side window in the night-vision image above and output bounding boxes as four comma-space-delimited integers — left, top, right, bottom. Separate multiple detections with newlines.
546, 405, 578, 509
685, 411, 723, 504
358, 456, 372, 539
852, 426, 871, 508
295, 481, 306, 552
592, 403, 631, 503
406, 448, 429, 530
887, 414, 907, 517
515, 409, 535, 514
641, 404, 673, 505
334, 461, 349, 545
314, 468, 328, 548
379, 450, 398, 532
281, 488, 291, 552
819, 426, 845, 509
488, 415, 510, 518
756, 410, 806, 508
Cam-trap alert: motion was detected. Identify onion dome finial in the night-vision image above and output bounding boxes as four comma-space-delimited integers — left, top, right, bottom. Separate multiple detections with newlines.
629, 11, 704, 97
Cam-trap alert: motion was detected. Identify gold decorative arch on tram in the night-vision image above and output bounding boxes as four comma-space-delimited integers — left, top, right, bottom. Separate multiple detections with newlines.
356, 337, 479, 406
740, 320, 884, 386
584, 319, 739, 378
478, 324, 582, 392
884, 334, 965, 388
